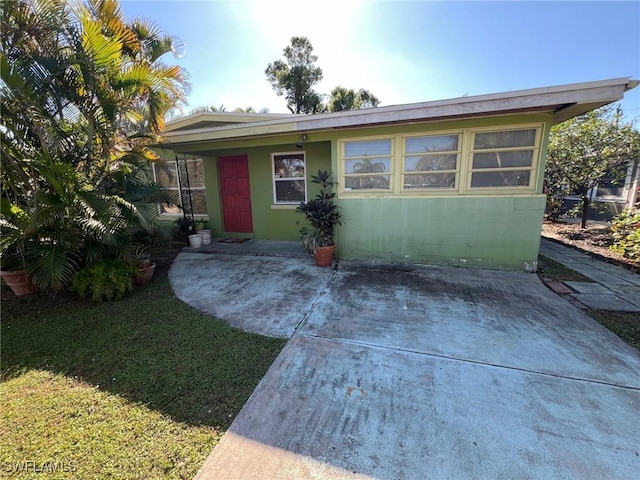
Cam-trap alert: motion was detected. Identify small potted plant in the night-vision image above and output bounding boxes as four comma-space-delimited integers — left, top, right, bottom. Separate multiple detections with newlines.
132, 246, 156, 286
0, 244, 36, 296
0, 204, 36, 296
296, 170, 343, 267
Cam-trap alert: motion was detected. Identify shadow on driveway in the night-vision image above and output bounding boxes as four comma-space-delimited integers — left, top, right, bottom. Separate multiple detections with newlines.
170, 253, 334, 338
169, 254, 640, 479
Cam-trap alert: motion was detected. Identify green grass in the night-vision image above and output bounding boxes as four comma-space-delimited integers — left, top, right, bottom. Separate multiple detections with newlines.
537, 254, 592, 282
1, 264, 287, 479
587, 310, 640, 352
537, 255, 640, 352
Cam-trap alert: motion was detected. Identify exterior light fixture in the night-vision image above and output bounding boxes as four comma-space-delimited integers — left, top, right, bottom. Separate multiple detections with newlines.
296, 134, 307, 148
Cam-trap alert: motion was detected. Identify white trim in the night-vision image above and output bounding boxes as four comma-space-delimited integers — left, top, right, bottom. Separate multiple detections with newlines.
270, 204, 298, 210
159, 78, 636, 145
164, 111, 292, 132
271, 151, 307, 205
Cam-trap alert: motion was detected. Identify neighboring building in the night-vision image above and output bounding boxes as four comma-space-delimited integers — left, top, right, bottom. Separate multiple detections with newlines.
154, 78, 638, 270
562, 159, 639, 221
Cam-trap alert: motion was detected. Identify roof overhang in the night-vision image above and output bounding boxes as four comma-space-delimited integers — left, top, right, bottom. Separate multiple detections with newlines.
163, 111, 293, 132
159, 77, 638, 147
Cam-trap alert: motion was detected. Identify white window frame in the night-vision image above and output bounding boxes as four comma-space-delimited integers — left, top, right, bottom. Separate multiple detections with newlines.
152, 158, 208, 216
272, 151, 307, 205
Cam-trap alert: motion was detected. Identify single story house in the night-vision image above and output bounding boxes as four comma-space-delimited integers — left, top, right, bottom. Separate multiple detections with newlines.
154, 77, 638, 271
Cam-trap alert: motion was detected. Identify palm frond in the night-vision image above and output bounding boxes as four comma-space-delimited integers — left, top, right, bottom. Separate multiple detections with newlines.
79, 14, 122, 71
25, 241, 79, 290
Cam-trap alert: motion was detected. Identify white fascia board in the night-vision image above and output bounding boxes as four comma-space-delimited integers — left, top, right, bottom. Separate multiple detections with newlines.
160, 77, 637, 144
163, 111, 296, 132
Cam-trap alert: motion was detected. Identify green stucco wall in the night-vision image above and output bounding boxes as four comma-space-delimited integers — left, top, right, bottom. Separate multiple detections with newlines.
336, 195, 545, 271
201, 141, 331, 240
327, 114, 551, 271
167, 112, 553, 270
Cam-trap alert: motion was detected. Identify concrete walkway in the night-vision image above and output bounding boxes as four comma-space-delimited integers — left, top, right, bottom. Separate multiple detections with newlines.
539, 238, 640, 312
169, 251, 333, 337
168, 244, 640, 479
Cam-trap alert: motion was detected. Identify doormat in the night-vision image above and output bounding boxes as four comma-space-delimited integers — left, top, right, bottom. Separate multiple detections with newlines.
218, 238, 250, 243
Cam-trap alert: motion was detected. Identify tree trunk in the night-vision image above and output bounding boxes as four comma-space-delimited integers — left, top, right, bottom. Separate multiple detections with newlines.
580, 194, 590, 229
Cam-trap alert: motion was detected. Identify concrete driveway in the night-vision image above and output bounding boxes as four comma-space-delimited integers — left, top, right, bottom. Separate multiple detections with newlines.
170, 253, 640, 479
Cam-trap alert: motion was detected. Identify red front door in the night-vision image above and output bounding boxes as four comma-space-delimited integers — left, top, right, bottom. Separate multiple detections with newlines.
219, 155, 253, 233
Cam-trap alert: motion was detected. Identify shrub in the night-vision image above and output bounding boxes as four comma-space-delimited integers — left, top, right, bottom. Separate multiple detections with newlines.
72, 259, 134, 302
171, 216, 195, 242
610, 210, 640, 264
544, 195, 565, 222
296, 170, 342, 251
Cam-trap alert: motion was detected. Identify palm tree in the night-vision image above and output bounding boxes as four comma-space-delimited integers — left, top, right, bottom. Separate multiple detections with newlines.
347, 158, 389, 190
0, 0, 189, 290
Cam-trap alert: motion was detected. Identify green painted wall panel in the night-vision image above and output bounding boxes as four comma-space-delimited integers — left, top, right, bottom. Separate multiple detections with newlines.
201, 142, 331, 239
168, 112, 553, 270
336, 196, 545, 271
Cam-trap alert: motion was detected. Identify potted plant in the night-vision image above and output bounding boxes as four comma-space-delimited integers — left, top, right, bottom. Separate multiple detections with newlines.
0, 203, 36, 296
132, 246, 156, 286
296, 170, 343, 267
0, 244, 36, 296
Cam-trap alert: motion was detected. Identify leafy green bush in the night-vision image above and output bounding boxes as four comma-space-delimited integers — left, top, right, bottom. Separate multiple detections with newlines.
296, 170, 343, 251
544, 195, 565, 222
72, 259, 134, 302
171, 217, 195, 242
609, 210, 640, 264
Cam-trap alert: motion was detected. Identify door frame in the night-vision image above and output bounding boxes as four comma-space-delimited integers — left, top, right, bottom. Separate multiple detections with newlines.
218, 154, 254, 234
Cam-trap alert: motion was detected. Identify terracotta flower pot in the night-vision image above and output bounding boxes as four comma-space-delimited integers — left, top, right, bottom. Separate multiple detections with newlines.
0, 270, 36, 296
134, 263, 156, 286
314, 245, 335, 267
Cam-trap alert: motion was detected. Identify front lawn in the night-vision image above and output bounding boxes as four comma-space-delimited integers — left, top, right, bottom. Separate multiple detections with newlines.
0, 254, 286, 479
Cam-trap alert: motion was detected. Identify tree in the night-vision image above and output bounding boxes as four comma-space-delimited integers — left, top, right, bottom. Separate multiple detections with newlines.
187, 105, 269, 115
0, 0, 189, 289
327, 86, 380, 112
545, 105, 640, 228
345, 158, 389, 190
266, 37, 380, 114
265, 36, 324, 114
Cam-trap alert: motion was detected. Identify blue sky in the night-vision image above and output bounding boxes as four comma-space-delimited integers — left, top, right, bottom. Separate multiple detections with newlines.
120, 0, 640, 119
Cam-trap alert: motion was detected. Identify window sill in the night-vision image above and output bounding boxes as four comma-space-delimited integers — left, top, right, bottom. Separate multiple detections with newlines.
338, 192, 543, 199
271, 204, 299, 210
157, 213, 209, 217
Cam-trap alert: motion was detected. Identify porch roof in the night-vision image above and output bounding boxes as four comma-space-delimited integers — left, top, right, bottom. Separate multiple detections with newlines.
160, 77, 638, 147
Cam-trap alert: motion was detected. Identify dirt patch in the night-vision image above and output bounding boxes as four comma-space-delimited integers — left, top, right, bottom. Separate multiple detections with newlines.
149, 242, 185, 278
541, 221, 639, 273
